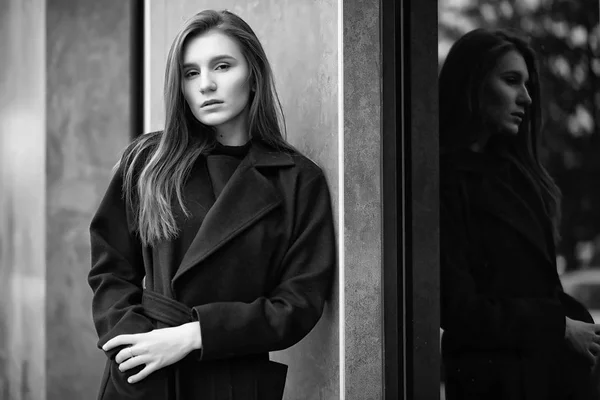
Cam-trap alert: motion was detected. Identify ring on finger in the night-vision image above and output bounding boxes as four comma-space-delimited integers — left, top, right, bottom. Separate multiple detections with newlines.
128, 347, 135, 359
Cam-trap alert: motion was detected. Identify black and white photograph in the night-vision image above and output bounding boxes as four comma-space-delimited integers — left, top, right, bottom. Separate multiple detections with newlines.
0, 0, 598, 399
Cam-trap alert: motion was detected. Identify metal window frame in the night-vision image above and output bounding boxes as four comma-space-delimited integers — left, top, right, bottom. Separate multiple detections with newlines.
382, 0, 440, 398
130, 0, 144, 139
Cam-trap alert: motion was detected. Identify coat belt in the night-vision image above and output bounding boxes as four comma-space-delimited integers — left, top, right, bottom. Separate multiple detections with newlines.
141, 289, 193, 327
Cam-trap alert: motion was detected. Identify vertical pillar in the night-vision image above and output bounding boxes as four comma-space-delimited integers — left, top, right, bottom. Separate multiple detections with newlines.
147, 1, 340, 399
343, 0, 384, 399
0, 0, 46, 399
45, 0, 133, 398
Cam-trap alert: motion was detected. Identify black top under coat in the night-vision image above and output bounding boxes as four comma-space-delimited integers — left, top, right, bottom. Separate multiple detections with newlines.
171, 141, 252, 272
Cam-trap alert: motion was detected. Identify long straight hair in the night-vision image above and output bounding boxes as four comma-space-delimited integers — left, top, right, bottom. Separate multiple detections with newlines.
439, 28, 562, 240
119, 9, 294, 246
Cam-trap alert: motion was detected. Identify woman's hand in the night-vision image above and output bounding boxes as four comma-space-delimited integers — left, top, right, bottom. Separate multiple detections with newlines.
103, 322, 202, 384
565, 316, 600, 365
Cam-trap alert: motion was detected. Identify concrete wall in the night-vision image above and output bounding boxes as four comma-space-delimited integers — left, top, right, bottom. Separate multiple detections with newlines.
343, 0, 383, 398
148, 1, 386, 399
45, 0, 132, 399
0, 0, 46, 399
147, 2, 340, 399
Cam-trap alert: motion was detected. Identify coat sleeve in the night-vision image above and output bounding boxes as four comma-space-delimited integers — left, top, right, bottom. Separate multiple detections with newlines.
88, 166, 165, 398
440, 179, 566, 351
88, 166, 155, 350
192, 171, 335, 361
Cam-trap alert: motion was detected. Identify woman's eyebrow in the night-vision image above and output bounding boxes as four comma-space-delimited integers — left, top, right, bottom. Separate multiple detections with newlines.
182, 55, 236, 69
210, 54, 236, 62
182, 62, 197, 70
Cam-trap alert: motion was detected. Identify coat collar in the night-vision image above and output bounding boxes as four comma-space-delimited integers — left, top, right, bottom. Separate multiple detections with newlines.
473, 177, 554, 266
171, 139, 294, 288
445, 149, 555, 266
246, 138, 296, 168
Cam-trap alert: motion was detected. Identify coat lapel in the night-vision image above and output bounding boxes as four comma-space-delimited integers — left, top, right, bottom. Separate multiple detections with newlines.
472, 172, 554, 266
449, 149, 555, 266
172, 140, 295, 286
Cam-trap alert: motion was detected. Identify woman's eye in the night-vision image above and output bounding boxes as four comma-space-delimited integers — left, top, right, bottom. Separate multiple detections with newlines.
505, 77, 520, 85
216, 64, 230, 71
185, 71, 198, 78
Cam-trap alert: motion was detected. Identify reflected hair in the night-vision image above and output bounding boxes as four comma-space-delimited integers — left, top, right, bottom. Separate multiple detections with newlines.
118, 9, 294, 246
439, 28, 562, 239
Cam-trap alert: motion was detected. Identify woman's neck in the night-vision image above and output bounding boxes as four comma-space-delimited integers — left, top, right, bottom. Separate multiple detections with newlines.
215, 132, 249, 146
214, 109, 250, 146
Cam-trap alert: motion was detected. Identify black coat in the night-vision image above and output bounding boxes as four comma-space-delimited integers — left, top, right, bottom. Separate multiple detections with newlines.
88, 137, 335, 400
440, 148, 595, 400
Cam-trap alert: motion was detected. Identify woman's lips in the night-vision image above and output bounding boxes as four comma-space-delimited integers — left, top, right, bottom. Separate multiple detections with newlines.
201, 100, 223, 108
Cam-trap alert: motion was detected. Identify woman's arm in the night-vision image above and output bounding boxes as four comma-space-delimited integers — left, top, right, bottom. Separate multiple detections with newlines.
88, 166, 155, 357
86, 165, 184, 400
440, 179, 566, 351
90, 166, 178, 395
90, 166, 207, 386
192, 170, 336, 361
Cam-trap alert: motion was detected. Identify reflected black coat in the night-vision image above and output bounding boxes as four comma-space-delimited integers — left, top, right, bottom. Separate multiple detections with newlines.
441, 149, 595, 400
88, 136, 335, 400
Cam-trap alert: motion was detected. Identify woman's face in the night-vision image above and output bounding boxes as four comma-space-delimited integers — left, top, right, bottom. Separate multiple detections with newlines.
181, 29, 252, 132
480, 50, 533, 136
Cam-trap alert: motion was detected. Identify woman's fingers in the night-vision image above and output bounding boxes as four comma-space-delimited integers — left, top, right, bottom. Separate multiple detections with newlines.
103, 334, 136, 352
119, 354, 148, 373
128, 362, 157, 384
115, 346, 139, 364
115, 347, 128, 364
590, 342, 600, 356
587, 331, 599, 364
588, 350, 598, 365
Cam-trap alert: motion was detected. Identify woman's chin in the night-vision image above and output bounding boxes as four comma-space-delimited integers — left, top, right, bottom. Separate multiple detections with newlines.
196, 117, 226, 127
190, 110, 230, 127
500, 124, 520, 136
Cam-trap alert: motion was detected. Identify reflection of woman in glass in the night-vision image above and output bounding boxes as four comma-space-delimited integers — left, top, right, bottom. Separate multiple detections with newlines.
88, 10, 335, 400
440, 28, 598, 400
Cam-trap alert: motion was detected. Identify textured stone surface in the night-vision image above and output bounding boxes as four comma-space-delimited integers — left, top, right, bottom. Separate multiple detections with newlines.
45, 0, 132, 398
343, 0, 383, 399
0, 1, 46, 399
148, 2, 340, 399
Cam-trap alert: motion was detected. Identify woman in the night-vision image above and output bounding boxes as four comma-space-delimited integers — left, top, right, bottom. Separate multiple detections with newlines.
88, 9, 335, 400
440, 28, 599, 399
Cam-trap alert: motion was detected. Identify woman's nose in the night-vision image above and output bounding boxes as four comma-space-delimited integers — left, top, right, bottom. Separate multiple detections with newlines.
518, 85, 532, 106
199, 73, 216, 93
